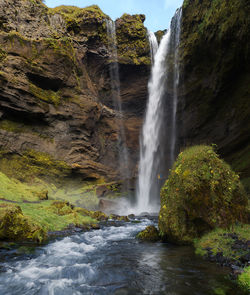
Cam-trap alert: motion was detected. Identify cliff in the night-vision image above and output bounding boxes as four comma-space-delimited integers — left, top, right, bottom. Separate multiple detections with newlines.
0, 0, 150, 187
178, 0, 250, 191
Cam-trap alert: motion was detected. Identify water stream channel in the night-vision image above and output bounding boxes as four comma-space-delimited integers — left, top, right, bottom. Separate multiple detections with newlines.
0, 218, 242, 295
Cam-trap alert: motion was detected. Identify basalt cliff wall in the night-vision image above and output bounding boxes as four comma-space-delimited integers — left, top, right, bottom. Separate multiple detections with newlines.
0, 0, 150, 185
178, 0, 250, 191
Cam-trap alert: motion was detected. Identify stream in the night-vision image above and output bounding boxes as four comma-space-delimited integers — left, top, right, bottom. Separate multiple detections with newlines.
0, 218, 243, 295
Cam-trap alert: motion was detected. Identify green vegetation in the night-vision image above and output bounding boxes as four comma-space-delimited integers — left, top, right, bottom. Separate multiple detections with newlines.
0, 149, 71, 183
137, 225, 160, 242
43, 37, 76, 63
238, 266, 250, 291
0, 171, 100, 243
0, 203, 46, 243
194, 224, 249, 260
0, 48, 7, 61
0, 171, 43, 202
158, 145, 248, 244
116, 14, 150, 65
29, 82, 61, 105
50, 5, 108, 41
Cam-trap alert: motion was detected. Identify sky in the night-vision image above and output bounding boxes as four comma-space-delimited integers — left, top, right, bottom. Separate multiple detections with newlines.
44, 0, 183, 32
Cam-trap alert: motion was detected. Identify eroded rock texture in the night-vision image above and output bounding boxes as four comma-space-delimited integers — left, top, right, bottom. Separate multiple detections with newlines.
0, 0, 150, 183
178, 0, 250, 191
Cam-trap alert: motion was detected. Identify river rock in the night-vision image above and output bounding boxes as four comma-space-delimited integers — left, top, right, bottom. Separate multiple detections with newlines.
137, 225, 160, 242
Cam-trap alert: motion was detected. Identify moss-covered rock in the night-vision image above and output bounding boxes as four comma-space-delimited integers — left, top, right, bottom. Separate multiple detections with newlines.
35, 190, 48, 200
109, 214, 129, 222
116, 14, 150, 65
50, 201, 74, 216
159, 145, 248, 244
50, 5, 108, 42
76, 207, 108, 221
0, 203, 46, 243
137, 225, 160, 242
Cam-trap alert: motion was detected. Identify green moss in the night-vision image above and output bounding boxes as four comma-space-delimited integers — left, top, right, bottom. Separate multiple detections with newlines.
29, 83, 61, 105
158, 145, 248, 244
0, 171, 43, 202
137, 225, 160, 242
76, 207, 108, 221
0, 149, 71, 183
238, 266, 250, 291
44, 37, 76, 62
0, 48, 7, 61
0, 119, 54, 142
0, 171, 98, 243
0, 203, 46, 243
194, 224, 250, 260
116, 14, 150, 65
50, 5, 108, 42
4, 31, 28, 46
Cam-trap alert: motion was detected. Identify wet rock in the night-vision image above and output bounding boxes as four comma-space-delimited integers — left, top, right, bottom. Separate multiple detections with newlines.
99, 199, 118, 213
91, 224, 100, 230
128, 214, 135, 219
137, 225, 160, 242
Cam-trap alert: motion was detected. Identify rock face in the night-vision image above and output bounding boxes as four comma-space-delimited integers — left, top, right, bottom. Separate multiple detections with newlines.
158, 145, 248, 244
178, 0, 250, 191
0, 0, 150, 184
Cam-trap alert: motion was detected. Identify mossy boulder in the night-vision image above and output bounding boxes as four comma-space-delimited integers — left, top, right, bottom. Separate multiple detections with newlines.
0, 203, 46, 243
35, 190, 48, 200
137, 225, 160, 242
76, 207, 108, 221
109, 214, 129, 222
50, 201, 74, 216
159, 145, 248, 244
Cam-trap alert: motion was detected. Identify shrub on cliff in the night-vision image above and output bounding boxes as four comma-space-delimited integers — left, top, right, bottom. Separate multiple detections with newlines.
158, 145, 248, 244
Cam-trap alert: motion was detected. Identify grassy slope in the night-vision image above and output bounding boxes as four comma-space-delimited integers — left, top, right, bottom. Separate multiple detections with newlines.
0, 171, 98, 240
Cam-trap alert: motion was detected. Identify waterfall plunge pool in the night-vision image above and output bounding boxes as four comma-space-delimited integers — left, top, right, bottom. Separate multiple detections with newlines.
0, 218, 243, 295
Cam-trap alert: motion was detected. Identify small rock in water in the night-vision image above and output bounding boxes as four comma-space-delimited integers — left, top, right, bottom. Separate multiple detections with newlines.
139, 212, 150, 217
128, 214, 135, 219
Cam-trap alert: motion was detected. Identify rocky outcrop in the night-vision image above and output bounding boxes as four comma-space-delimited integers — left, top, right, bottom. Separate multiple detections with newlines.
0, 0, 151, 184
178, 0, 250, 191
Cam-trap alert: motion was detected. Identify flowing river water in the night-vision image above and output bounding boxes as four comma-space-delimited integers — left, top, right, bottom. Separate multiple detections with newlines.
0, 218, 242, 295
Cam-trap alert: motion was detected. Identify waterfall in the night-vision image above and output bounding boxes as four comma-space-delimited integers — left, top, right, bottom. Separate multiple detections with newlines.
147, 30, 158, 64
170, 9, 182, 165
136, 9, 182, 213
106, 20, 130, 185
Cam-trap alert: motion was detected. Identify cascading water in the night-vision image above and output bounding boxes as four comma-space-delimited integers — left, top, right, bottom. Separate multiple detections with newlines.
136, 9, 182, 213
106, 20, 130, 186
170, 9, 182, 165
147, 30, 158, 64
